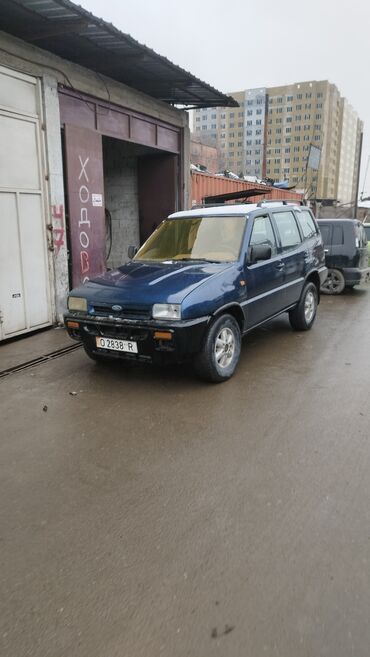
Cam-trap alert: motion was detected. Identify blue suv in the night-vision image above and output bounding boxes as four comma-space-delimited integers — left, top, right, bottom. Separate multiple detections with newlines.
65, 201, 327, 382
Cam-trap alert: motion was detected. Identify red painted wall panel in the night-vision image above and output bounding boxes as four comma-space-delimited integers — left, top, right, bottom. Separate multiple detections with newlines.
64, 125, 106, 288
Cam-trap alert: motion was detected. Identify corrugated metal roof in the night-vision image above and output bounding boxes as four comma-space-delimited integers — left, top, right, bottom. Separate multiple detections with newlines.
0, 0, 238, 108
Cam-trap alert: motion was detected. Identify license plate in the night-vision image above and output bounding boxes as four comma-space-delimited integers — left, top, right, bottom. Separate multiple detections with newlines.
95, 336, 138, 354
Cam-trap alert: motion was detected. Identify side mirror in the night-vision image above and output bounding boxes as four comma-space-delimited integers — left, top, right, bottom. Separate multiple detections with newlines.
128, 245, 138, 259
249, 244, 272, 264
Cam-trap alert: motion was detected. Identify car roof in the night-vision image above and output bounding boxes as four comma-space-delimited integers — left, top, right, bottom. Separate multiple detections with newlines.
168, 202, 304, 219
317, 218, 359, 223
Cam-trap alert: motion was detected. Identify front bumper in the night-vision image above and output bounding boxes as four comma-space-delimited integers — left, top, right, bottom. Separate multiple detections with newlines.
64, 312, 210, 363
343, 267, 370, 285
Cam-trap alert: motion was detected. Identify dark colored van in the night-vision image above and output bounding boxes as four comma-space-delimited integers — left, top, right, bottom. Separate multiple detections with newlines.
317, 218, 370, 294
65, 202, 327, 382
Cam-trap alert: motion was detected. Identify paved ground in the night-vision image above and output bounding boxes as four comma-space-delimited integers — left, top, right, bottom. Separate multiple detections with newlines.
0, 327, 71, 372
1, 289, 370, 657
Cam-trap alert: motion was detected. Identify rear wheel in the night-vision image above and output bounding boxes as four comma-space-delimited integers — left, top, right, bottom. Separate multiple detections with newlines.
194, 314, 241, 383
289, 282, 318, 331
320, 268, 345, 295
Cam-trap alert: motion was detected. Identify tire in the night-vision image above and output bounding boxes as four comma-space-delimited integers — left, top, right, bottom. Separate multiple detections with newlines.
289, 282, 318, 331
194, 314, 241, 383
320, 268, 345, 295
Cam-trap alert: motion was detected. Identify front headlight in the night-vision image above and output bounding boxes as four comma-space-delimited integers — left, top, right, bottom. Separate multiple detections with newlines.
152, 303, 181, 320
68, 296, 87, 312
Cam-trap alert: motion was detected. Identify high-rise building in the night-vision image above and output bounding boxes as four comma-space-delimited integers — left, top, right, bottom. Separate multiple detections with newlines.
192, 80, 363, 205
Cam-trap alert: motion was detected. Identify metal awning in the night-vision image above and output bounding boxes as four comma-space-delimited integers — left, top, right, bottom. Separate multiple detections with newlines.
0, 0, 238, 108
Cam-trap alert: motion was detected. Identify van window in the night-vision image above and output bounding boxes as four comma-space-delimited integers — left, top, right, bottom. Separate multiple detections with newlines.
319, 224, 331, 245
332, 225, 344, 245
273, 211, 301, 251
297, 210, 317, 239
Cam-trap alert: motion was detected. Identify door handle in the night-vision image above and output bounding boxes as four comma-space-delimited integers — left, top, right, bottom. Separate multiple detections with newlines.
275, 262, 285, 270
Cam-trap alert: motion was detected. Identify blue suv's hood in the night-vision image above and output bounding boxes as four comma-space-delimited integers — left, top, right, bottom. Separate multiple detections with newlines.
74, 260, 233, 306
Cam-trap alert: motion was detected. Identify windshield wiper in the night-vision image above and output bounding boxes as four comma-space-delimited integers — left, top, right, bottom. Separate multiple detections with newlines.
175, 257, 222, 264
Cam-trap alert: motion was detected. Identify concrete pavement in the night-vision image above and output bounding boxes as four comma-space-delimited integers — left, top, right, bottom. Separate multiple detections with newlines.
1, 289, 370, 657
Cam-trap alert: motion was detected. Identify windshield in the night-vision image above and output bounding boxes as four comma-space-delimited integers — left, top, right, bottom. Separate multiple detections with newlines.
134, 215, 246, 263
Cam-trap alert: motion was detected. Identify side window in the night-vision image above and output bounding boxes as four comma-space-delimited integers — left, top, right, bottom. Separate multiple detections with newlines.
355, 224, 367, 247
332, 225, 344, 245
319, 224, 331, 245
273, 211, 301, 251
249, 215, 278, 256
296, 210, 317, 239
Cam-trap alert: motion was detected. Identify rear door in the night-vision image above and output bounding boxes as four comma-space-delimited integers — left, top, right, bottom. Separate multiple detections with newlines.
271, 209, 305, 306
244, 213, 284, 328
354, 222, 369, 269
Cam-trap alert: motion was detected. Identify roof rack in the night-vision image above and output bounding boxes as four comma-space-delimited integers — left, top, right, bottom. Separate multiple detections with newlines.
203, 188, 268, 205
256, 199, 307, 207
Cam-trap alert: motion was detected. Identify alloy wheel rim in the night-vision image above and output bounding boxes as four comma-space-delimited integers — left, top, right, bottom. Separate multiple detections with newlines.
323, 272, 341, 292
304, 290, 316, 323
215, 327, 235, 368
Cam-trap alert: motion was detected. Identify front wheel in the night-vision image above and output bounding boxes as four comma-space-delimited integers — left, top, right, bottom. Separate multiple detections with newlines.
194, 314, 241, 383
289, 282, 318, 331
320, 268, 345, 295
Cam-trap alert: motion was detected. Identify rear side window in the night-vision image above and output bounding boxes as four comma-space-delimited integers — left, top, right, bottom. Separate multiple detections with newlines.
332, 225, 344, 245
319, 224, 331, 244
273, 211, 301, 251
364, 225, 370, 240
296, 210, 317, 239
250, 215, 278, 256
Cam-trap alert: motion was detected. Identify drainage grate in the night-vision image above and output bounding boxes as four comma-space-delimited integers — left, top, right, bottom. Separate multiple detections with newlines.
0, 343, 82, 379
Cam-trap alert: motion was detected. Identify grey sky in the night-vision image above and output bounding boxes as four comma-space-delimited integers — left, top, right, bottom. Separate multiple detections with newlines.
78, 0, 370, 197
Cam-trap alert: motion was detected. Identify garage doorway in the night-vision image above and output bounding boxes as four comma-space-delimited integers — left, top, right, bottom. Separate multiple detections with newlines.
103, 136, 179, 269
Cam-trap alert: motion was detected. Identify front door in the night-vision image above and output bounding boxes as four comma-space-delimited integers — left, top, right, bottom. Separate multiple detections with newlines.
244, 214, 285, 328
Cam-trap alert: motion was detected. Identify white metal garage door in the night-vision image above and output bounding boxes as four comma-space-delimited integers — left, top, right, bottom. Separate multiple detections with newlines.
0, 66, 51, 341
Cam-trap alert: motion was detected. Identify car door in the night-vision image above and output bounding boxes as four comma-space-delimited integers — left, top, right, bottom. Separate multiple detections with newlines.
271, 209, 305, 307
244, 213, 285, 328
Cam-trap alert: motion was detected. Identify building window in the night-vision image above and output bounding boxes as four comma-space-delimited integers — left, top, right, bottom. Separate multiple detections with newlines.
284, 158, 290, 163
296, 104, 302, 110
306, 92, 312, 98
195, 117, 200, 122
247, 110, 253, 116
256, 139, 262, 144
294, 136, 300, 142
202, 116, 207, 121
286, 137, 291, 143
211, 124, 216, 129
286, 127, 291, 133
230, 122, 235, 128
247, 130, 252, 136
295, 115, 301, 121
317, 92, 323, 98
211, 113, 217, 119
297, 93, 302, 99
220, 113, 226, 118
238, 112, 244, 117
256, 129, 262, 135
305, 103, 311, 109
256, 109, 262, 115
316, 114, 322, 120
276, 128, 282, 134
286, 117, 292, 123
316, 103, 323, 109
287, 106, 292, 112
256, 119, 262, 125
230, 113, 234, 118
247, 120, 252, 126
295, 126, 301, 131
287, 95, 293, 101
247, 100, 253, 106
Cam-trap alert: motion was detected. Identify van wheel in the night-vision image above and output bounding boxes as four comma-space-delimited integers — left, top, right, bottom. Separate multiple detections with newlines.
289, 282, 318, 331
320, 268, 345, 295
194, 314, 241, 383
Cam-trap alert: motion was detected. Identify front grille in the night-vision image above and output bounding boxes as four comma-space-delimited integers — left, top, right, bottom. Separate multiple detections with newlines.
91, 304, 151, 320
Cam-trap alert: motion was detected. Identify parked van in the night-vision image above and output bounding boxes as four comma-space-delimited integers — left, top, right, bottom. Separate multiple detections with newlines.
318, 218, 370, 294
